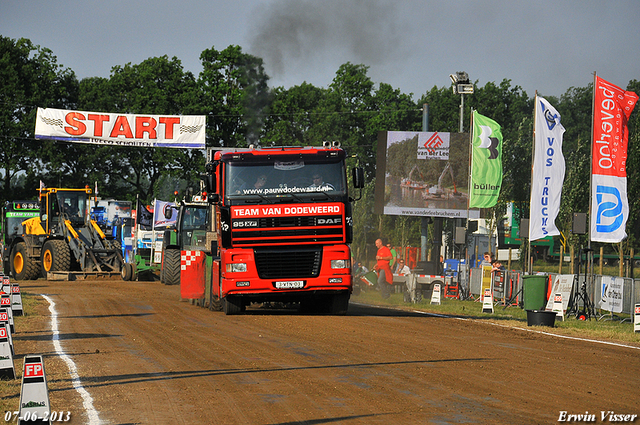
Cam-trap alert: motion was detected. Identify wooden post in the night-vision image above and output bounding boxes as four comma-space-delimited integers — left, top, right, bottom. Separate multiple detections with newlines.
558, 245, 564, 274
570, 245, 575, 274
619, 242, 624, 277
599, 246, 604, 276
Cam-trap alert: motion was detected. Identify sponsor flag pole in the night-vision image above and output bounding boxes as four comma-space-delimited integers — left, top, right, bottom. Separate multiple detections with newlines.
529, 92, 538, 274
588, 72, 596, 257
466, 109, 474, 265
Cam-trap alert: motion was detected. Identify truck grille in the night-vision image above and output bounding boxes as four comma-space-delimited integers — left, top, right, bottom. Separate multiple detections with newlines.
254, 247, 322, 279
231, 215, 344, 246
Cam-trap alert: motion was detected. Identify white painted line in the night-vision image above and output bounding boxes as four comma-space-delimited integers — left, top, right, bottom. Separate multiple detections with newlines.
42, 295, 102, 424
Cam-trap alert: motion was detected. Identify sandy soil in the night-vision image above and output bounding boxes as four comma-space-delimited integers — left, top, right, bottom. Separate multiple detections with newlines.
6, 277, 640, 425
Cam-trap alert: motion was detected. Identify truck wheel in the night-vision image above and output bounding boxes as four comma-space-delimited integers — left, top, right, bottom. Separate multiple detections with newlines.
163, 249, 181, 286
41, 240, 71, 277
12, 242, 40, 280
328, 292, 350, 315
223, 296, 243, 315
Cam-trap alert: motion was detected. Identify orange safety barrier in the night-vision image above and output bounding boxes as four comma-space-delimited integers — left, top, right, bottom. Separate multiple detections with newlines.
444, 280, 459, 299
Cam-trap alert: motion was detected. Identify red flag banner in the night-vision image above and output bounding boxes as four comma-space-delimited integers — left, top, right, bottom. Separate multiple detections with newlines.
591, 76, 639, 242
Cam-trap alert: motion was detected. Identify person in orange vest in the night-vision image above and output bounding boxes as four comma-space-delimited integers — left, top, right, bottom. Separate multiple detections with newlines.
375, 238, 393, 299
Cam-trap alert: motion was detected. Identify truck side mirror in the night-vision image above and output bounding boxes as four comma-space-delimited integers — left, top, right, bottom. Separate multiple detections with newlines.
164, 205, 177, 220
204, 162, 217, 198
352, 167, 365, 189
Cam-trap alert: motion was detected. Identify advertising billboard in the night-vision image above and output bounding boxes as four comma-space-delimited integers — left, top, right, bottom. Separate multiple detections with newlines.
374, 131, 479, 219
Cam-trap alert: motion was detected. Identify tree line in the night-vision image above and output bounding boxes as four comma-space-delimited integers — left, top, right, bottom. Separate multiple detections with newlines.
1, 36, 639, 261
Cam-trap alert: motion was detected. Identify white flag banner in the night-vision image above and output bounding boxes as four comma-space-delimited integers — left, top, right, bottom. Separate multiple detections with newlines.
529, 96, 565, 241
35, 107, 205, 149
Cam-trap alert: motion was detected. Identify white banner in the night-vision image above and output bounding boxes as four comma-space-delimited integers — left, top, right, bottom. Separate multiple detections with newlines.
600, 276, 624, 314
544, 274, 574, 312
591, 175, 628, 243
35, 107, 205, 149
529, 96, 565, 241
153, 200, 177, 229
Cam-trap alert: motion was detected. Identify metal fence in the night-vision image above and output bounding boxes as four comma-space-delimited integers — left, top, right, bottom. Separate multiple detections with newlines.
465, 268, 640, 317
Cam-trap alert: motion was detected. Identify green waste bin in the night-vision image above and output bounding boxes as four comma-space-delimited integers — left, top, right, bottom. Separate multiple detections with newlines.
522, 275, 548, 311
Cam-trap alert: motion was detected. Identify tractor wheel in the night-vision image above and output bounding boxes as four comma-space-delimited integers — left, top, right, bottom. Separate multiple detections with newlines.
40, 240, 71, 277
121, 263, 133, 281
163, 249, 181, 286
12, 242, 40, 281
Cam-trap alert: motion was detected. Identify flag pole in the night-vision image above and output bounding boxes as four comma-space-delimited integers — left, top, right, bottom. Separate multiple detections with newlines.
134, 194, 139, 261
528, 92, 539, 274
467, 109, 474, 266
588, 72, 596, 284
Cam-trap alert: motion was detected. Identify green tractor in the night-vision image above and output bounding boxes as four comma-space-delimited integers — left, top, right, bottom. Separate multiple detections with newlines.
160, 195, 214, 285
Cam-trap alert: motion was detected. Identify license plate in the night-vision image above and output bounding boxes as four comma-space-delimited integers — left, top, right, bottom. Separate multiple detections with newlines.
275, 280, 305, 289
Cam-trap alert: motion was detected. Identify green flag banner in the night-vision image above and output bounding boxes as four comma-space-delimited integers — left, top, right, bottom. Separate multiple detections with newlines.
470, 110, 503, 208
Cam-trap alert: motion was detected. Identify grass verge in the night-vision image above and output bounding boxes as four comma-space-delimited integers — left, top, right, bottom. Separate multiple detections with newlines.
352, 288, 640, 346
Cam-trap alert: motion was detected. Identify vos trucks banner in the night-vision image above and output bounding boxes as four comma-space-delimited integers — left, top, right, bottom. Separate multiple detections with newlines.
590, 77, 638, 243
35, 107, 205, 149
529, 96, 565, 241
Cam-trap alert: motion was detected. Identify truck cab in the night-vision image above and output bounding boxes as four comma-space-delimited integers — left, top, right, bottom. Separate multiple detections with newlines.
204, 145, 364, 315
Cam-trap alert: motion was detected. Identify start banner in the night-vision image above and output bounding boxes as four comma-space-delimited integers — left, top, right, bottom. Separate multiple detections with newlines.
35, 107, 205, 149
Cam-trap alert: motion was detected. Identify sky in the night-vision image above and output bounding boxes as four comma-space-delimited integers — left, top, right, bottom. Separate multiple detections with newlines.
2, 0, 639, 101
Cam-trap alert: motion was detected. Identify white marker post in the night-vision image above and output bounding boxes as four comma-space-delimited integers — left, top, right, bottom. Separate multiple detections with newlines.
0, 324, 15, 379
12, 281, 24, 316
430, 283, 441, 305
482, 288, 494, 313
0, 309, 12, 355
19, 355, 51, 425
552, 293, 565, 321
1, 293, 14, 333
634, 304, 640, 333
1, 275, 10, 294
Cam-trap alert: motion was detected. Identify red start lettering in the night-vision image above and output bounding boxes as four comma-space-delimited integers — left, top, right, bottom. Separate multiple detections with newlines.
64, 113, 180, 139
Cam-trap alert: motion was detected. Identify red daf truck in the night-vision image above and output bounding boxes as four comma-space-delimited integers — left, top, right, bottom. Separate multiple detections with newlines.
201, 143, 364, 315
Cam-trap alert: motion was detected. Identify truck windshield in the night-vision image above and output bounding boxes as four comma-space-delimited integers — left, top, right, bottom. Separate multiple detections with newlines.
226, 159, 346, 200
180, 205, 208, 248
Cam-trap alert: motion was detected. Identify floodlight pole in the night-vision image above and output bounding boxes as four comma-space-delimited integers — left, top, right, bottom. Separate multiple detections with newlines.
459, 94, 465, 133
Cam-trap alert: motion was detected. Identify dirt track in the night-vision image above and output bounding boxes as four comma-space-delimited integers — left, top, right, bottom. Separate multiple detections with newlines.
7, 278, 640, 424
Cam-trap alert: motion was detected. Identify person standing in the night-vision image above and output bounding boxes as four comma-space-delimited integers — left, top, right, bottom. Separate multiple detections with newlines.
375, 239, 393, 299
387, 242, 397, 270
395, 259, 411, 275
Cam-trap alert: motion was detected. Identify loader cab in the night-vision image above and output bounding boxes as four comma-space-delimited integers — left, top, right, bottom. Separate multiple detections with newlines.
40, 188, 91, 233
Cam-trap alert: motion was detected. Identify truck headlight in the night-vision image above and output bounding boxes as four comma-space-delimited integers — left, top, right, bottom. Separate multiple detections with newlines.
226, 263, 247, 273
331, 259, 350, 269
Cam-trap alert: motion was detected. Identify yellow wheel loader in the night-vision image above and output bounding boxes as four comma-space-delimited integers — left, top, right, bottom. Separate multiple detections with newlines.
8, 187, 123, 280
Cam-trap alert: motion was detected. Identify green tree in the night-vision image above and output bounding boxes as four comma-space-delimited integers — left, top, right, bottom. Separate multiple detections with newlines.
73, 55, 202, 203
198, 45, 270, 147
0, 36, 78, 202
260, 82, 326, 146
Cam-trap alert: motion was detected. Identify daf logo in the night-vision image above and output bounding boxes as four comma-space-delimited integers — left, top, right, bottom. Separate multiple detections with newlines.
317, 218, 341, 225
